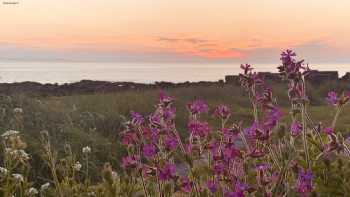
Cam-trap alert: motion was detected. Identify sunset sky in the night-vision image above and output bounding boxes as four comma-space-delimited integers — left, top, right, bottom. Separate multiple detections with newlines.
1, 0, 350, 63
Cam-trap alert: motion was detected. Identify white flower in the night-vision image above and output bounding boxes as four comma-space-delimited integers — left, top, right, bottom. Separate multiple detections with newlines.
1, 130, 20, 138
13, 108, 23, 114
6, 149, 30, 161
82, 146, 91, 154
111, 171, 118, 180
87, 192, 96, 196
73, 161, 82, 171
27, 187, 39, 195
16, 149, 30, 160
12, 173, 24, 182
0, 167, 8, 176
40, 182, 50, 191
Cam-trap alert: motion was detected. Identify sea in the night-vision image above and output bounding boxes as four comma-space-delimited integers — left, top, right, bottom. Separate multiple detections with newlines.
0, 61, 348, 84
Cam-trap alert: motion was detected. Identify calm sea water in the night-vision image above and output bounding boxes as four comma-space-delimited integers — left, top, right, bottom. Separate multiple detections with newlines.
0, 61, 348, 84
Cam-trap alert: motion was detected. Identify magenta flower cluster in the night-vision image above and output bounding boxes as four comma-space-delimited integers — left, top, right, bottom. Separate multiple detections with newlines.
119, 50, 350, 196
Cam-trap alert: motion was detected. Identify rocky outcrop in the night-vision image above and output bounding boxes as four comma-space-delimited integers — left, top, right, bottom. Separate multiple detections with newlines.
305, 71, 339, 84
341, 72, 350, 81
225, 70, 342, 84
225, 75, 240, 84
257, 72, 282, 82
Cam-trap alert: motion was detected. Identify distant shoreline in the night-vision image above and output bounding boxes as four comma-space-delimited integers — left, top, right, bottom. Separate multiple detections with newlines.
0, 70, 348, 96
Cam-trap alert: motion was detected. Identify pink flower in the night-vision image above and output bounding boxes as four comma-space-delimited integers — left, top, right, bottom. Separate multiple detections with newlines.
207, 180, 218, 193
240, 63, 253, 75
213, 105, 231, 119
255, 163, 270, 171
326, 91, 338, 106
295, 169, 313, 196
213, 162, 225, 175
323, 127, 334, 135
121, 132, 138, 146
187, 120, 210, 137
142, 144, 157, 159
158, 163, 177, 181
159, 91, 174, 105
187, 100, 208, 115
130, 111, 144, 125
122, 155, 139, 169
223, 145, 241, 161
179, 176, 192, 193
163, 107, 176, 121
164, 135, 178, 150
290, 121, 302, 137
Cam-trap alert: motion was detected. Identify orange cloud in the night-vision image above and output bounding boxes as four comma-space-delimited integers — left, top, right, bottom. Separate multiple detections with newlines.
189, 49, 244, 59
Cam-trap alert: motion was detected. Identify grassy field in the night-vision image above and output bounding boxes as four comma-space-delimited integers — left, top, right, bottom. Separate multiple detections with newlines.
1, 82, 349, 166
0, 80, 349, 196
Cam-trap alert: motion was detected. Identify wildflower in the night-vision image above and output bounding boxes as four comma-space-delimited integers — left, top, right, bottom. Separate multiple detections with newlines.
159, 91, 174, 105
263, 106, 283, 130
82, 146, 91, 154
40, 182, 50, 191
73, 161, 82, 171
244, 121, 259, 139
149, 112, 162, 127
239, 68, 263, 90
280, 49, 296, 66
1, 130, 20, 138
187, 120, 210, 137
179, 176, 192, 193
121, 132, 138, 146
235, 181, 250, 191
223, 145, 241, 161
130, 111, 145, 125
255, 163, 270, 171
207, 140, 220, 155
26, 187, 39, 196
295, 169, 313, 195
213, 162, 225, 175
142, 144, 157, 159
290, 121, 302, 136
230, 181, 251, 197
121, 155, 139, 169
184, 143, 193, 154
111, 171, 119, 180
244, 122, 269, 141
164, 135, 178, 150
326, 91, 338, 106
149, 128, 160, 143
163, 106, 176, 121
6, 149, 30, 161
213, 105, 231, 119
12, 173, 24, 182
248, 147, 266, 158
323, 127, 334, 135
187, 100, 208, 115
87, 192, 96, 197
207, 180, 218, 193
224, 182, 249, 197
13, 107, 23, 114
256, 163, 271, 186
158, 163, 177, 181
222, 127, 239, 142
0, 167, 8, 176
257, 87, 273, 105
240, 63, 253, 75
225, 191, 244, 197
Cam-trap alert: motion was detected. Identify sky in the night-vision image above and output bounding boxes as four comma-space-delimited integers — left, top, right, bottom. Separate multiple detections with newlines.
1, 0, 350, 64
